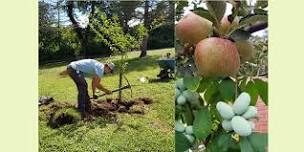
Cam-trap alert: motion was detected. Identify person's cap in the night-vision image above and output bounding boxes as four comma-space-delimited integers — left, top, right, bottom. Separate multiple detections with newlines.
107, 62, 115, 71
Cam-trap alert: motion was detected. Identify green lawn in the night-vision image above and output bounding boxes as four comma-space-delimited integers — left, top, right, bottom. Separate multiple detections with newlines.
39, 48, 175, 152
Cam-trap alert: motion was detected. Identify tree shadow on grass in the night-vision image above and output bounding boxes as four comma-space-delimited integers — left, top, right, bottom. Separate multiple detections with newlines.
148, 78, 175, 83
123, 56, 160, 72
39, 61, 71, 70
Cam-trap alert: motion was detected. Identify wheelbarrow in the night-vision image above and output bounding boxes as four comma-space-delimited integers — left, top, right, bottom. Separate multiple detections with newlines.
157, 58, 176, 79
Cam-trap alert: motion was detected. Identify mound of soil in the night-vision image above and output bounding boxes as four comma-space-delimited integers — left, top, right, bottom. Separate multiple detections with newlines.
91, 97, 153, 115
39, 97, 153, 128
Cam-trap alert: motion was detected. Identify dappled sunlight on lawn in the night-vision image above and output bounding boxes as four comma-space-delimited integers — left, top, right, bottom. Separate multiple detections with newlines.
39, 48, 175, 151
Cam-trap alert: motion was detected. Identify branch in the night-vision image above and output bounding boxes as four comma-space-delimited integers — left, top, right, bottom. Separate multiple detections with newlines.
66, 1, 83, 40
66, 1, 80, 29
88, 2, 96, 21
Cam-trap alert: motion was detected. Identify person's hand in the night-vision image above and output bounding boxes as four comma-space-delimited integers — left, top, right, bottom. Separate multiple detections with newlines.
105, 90, 112, 94
93, 95, 98, 99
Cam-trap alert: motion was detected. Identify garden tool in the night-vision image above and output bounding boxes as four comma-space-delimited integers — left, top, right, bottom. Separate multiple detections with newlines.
91, 75, 133, 99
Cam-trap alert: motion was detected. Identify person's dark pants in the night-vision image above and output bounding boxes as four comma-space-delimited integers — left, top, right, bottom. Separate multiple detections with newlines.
67, 65, 91, 115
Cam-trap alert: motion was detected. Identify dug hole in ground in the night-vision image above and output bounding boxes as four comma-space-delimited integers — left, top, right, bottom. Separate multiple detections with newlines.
39, 96, 153, 128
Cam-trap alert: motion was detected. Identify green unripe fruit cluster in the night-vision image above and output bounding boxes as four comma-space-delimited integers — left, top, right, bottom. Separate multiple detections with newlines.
175, 120, 195, 143
175, 78, 186, 91
216, 102, 235, 120
233, 92, 251, 115
222, 120, 233, 131
175, 78, 200, 106
216, 92, 258, 136
175, 121, 186, 132
231, 116, 252, 136
185, 126, 193, 135
177, 95, 187, 105
175, 78, 199, 143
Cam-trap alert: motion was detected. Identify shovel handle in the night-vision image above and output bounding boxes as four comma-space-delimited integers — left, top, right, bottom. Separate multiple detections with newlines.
91, 84, 131, 99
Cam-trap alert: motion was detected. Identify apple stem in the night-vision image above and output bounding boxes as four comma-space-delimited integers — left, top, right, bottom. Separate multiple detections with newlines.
234, 75, 238, 99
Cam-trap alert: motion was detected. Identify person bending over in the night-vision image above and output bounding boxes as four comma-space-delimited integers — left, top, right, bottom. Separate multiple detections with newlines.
65, 59, 114, 117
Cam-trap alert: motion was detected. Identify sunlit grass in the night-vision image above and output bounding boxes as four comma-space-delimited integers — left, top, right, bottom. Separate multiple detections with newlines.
39, 48, 175, 152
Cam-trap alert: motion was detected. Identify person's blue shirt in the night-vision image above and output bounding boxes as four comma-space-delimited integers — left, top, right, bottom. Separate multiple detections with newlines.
69, 59, 104, 78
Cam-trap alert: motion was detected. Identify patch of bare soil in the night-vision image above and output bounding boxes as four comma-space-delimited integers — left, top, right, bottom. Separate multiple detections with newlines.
39, 98, 153, 128
91, 97, 153, 115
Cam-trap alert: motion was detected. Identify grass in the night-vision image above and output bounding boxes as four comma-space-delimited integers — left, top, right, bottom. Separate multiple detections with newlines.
39, 48, 175, 152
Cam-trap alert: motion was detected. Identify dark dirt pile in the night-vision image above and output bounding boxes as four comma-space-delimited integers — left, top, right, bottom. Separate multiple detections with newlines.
91, 97, 153, 115
39, 97, 153, 128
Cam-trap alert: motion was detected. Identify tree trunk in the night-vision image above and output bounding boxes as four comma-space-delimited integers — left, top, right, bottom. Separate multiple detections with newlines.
168, 1, 175, 22
57, 1, 60, 48
118, 70, 123, 102
139, 0, 150, 58
66, 1, 86, 58
66, 1, 97, 59
139, 35, 149, 57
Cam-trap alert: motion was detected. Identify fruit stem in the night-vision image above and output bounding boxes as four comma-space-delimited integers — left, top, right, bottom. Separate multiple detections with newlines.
234, 75, 238, 99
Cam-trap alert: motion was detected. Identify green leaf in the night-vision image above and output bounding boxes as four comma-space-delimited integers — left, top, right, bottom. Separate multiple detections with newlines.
183, 76, 201, 91
206, 1, 227, 22
182, 103, 194, 125
255, 1, 268, 9
192, 8, 216, 25
175, 131, 191, 152
210, 104, 221, 121
239, 15, 268, 29
248, 133, 268, 152
230, 29, 251, 41
176, 1, 189, 14
218, 78, 236, 101
216, 132, 231, 151
238, 1, 250, 16
193, 108, 212, 140
254, 9, 267, 15
204, 83, 219, 104
239, 78, 248, 90
240, 137, 255, 152
175, 105, 183, 116
242, 81, 259, 105
206, 132, 237, 152
215, 132, 233, 151
197, 78, 213, 93
254, 79, 268, 105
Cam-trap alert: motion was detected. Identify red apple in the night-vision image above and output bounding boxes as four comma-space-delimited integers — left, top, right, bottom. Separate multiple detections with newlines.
176, 12, 212, 45
219, 16, 239, 35
194, 37, 240, 77
219, 16, 231, 35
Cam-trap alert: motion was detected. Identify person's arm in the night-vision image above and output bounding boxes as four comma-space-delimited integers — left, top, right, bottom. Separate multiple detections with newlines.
92, 76, 112, 96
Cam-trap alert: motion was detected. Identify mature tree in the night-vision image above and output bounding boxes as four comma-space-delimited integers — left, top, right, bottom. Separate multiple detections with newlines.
66, 1, 100, 58
39, 1, 54, 28
110, 1, 142, 33
139, 0, 175, 57
139, 0, 150, 57
40, 0, 174, 61
39, 1, 58, 62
